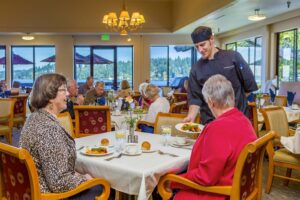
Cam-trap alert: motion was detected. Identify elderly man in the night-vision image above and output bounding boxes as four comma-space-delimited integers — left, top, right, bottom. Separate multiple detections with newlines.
170, 75, 257, 200
78, 76, 94, 96
84, 81, 106, 105
68, 79, 84, 105
184, 26, 258, 125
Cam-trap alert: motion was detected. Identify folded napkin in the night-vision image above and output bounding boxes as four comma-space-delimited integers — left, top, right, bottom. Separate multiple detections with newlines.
247, 93, 255, 102
287, 91, 296, 106
269, 89, 276, 103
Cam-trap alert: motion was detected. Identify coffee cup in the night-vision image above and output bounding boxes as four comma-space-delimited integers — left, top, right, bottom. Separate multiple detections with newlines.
175, 136, 186, 145
125, 143, 139, 154
292, 104, 298, 109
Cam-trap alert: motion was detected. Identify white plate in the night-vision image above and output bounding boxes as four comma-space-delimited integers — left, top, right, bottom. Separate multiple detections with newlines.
170, 140, 193, 147
80, 147, 114, 157
142, 149, 157, 153
175, 123, 204, 134
122, 150, 142, 156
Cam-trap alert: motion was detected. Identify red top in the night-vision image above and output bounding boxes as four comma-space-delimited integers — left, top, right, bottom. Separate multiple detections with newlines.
171, 108, 257, 200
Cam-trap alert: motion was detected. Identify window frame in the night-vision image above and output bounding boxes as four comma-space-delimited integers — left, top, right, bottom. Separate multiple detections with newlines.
0, 45, 6, 81
150, 45, 198, 87
11, 45, 56, 86
74, 45, 134, 90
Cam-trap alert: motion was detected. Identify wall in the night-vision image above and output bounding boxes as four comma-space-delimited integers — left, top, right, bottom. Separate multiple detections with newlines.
0, 34, 194, 90
218, 11, 300, 91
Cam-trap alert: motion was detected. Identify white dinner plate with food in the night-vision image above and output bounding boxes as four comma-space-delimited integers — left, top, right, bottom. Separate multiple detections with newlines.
175, 123, 204, 134
80, 147, 114, 157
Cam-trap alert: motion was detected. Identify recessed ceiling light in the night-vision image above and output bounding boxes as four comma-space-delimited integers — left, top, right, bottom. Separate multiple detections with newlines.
248, 9, 266, 21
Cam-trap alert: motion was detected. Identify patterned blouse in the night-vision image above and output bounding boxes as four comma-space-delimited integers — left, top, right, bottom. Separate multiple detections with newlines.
19, 109, 86, 193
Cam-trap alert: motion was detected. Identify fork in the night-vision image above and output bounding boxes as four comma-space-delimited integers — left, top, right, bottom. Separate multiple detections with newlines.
105, 153, 122, 161
157, 150, 179, 157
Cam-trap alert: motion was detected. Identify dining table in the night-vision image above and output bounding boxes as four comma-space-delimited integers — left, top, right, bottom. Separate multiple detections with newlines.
75, 131, 193, 200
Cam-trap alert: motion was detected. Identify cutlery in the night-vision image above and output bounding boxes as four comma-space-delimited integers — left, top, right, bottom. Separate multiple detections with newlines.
157, 150, 179, 157
76, 146, 84, 151
105, 153, 122, 161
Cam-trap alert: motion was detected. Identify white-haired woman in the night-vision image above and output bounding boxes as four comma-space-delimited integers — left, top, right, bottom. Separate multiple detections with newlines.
141, 84, 170, 133
138, 82, 152, 109
169, 74, 257, 200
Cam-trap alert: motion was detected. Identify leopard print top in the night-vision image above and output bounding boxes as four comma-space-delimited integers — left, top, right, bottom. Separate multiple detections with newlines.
19, 109, 86, 193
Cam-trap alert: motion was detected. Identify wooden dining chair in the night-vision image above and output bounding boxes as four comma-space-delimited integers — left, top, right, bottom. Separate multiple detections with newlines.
0, 98, 16, 144
158, 131, 276, 200
248, 102, 258, 135
153, 112, 200, 139
73, 105, 111, 138
265, 135, 300, 194
260, 107, 294, 147
169, 101, 187, 114
57, 112, 75, 138
10, 95, 28, 128
173, 93, 188, 112
0, 142, 111, 200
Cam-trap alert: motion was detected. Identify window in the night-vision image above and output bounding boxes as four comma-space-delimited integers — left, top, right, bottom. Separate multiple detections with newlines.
225, 37, 262, 85
150, 45, 198, 86
0, 46, 6, 80
74, 46, 133, 90
11, 46, 55, 87
277, 29, 300, 82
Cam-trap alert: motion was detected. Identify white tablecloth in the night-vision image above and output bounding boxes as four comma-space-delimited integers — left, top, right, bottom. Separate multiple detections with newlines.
258, 107, 300, 123
111, 113, 146, 130
75, 131, 191, 200
281, 131, 300, 154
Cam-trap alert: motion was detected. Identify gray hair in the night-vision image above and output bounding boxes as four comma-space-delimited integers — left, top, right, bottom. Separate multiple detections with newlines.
145, 84, 160, 99
202, 74, 235, 109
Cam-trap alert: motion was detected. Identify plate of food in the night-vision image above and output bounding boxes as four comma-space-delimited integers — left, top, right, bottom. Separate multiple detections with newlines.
80, 147, 114, 157
175, 123, 204, 134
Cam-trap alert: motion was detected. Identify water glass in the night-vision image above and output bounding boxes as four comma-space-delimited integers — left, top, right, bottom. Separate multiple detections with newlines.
115, 131, 126, 152
161, 125, 172, 146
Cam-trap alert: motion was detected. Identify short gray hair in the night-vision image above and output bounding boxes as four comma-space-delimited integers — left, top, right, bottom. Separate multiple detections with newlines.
202, 74, 235, 109
95, 81, 105, 88
145, 84, 160, 99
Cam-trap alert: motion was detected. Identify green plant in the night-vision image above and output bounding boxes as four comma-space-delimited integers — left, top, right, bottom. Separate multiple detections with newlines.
123, 113, 142, 128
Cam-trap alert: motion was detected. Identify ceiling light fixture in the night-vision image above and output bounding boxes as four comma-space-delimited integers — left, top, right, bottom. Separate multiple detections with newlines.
102, 0, 145, 36
22, 33, 35, 41
248, 9, 266, 21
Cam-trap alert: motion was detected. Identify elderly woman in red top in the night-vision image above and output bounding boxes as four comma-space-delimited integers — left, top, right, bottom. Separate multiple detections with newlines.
170, 74, 257, 200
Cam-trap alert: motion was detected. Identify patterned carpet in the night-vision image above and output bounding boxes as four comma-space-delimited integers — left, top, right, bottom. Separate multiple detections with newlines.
1, 129, 300, 199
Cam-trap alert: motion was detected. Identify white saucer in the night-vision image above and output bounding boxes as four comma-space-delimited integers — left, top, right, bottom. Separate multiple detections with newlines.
170, 140, 193, 147
142, 149, 157, 153
122, 150, 142, 156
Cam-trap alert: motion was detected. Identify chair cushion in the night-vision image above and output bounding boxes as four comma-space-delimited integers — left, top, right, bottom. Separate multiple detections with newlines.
0, 125, 10, 132
0, 118, 8, 123
274, 148, 300, 166
14, 98, 25, 115
0, 152, 31, 200
78, 110, 108, 134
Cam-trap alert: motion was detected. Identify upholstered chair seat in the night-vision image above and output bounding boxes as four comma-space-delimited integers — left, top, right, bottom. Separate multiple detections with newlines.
273, 149, 300, 165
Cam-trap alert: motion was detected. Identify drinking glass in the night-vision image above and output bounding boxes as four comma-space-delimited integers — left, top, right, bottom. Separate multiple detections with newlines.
161, 125, 172, 146
115, 131, 126, 152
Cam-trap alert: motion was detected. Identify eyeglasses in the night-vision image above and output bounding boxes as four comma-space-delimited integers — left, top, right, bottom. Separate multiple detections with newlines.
58, 88, 68, 93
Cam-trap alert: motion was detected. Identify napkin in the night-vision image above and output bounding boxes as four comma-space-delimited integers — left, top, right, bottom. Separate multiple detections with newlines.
247, 93, 255, 102
269, 89, 276, 103
287, 91, 296, 106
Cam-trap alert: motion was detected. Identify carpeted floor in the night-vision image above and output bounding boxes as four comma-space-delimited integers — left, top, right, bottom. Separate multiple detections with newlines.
1, 128, 300, 199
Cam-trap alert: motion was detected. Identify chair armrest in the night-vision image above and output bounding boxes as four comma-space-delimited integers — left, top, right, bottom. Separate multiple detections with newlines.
41, 178, 110, 200
158, 174, 232, 199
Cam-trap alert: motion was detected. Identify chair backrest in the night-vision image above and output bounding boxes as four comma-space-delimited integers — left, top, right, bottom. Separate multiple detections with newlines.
73, 105, 111, 138
248, 102, 258, 135
57, 112, 75, 138
0, 142, 40, 200
169, 101, 187, 114
278, 81, 300, 105
262, 95, 287, 107
11, 95, 28, 117
260, 107, 289, 137
230, 131, 275, 200
173, 93, 187, 102
0, 98, 16, 119
154, 112, 200, 139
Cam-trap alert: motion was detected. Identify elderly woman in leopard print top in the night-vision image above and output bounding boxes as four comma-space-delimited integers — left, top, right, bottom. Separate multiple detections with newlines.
19, 73, 92, 194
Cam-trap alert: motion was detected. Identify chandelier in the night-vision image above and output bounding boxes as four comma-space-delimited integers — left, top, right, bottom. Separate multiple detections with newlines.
248, 9, 266, 21
102, 0, 145, 36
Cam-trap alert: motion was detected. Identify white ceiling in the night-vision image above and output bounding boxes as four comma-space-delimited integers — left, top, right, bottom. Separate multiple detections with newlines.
175, 0, 300, 35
